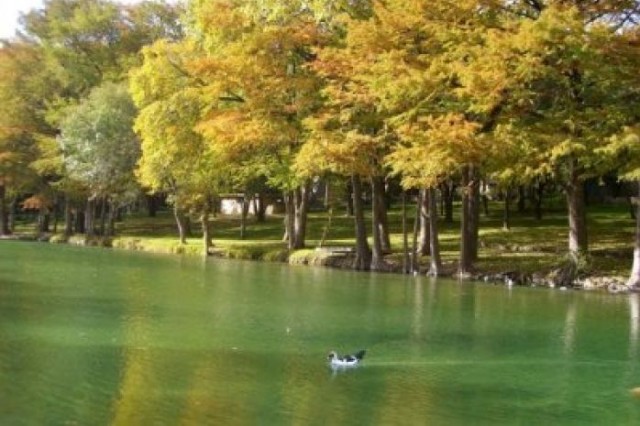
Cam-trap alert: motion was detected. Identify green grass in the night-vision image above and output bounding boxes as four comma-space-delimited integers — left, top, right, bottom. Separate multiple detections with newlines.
12, 200, 636, 278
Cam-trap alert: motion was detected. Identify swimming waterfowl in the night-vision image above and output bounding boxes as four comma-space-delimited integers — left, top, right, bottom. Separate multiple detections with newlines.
327, 349, 366, 367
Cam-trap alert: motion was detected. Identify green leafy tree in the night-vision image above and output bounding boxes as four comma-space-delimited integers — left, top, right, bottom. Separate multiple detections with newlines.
58, 82, 140, 236
20, 0, 184, 102
11, 0, 185, 235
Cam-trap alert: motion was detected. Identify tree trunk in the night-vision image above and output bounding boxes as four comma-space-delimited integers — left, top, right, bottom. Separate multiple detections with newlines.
240, 193, 250, 240
51, 195, 58, 234
418, 187, 431, 256
252, 196, 258, 221
292, 183, 310, 249
85, 198, 96, 237
254, 193, 267, 223
533, 181, 544, 220
319, 207, 333, 248
324, 180, 330, 210
351, 175, 371, 270
441, 181, 454, 223
345, 180, 354, 216
42, 211, 50, 234
459, 166, 474, 276
402, 191, 410, 274
64, 196, 73, 237
38, 207, 50, 235
99, 196, 107, 236
107, 201, 116, 237
370, 179, 385, 271
517, 185, 526, 213
8, 197, 16, 233
75, 209, 85, 234
283, 191, 294, 249
502, 188, 511, 231
146, 194, 158, 217
469, 166, 480, 261
173, 204, 188, 244
481, 181, 489, 216
627, 182, 640, 288
201, 197, 213, 256
0, 185, 10, 236
566, 161, 588, 261
411, 191, 421, 273
427, 187, 442, 276
372, 176, 391, 252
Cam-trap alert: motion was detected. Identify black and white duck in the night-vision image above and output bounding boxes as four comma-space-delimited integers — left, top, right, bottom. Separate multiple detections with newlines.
327, 349, 366, 367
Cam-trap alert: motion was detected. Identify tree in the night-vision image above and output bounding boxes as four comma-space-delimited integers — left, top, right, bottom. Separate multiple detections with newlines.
131, 38, 226, 250
388, 115, 485, 275
9, 0, 185, 237
188, 0, 325, 250
599, 126, 640, 288
297, 0, 406, 271
455, 2, 640, 270
20, 0, 184, 104
319, 0, 488, 274
0, 41, 57, 235
58, 82, 140, 236
21, 0, 127, 107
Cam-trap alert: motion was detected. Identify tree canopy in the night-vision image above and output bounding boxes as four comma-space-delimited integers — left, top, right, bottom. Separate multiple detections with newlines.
2, 0, 640, 278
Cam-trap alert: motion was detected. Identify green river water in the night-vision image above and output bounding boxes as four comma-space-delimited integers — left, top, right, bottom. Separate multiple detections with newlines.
1, 242, 640, 425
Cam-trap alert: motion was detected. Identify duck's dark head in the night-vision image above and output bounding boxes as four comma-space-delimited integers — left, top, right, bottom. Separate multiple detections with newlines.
327, 351, 338, 360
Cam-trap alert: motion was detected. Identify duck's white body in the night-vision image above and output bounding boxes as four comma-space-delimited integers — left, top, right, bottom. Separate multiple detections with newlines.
327, 350, 366, 367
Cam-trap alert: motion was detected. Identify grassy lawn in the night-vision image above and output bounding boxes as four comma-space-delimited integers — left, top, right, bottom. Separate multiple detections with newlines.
11, 200, 635, 278
106, 200, 634, 277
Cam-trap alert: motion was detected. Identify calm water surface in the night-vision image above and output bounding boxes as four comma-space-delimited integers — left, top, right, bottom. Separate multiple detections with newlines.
1, 242, 640, 425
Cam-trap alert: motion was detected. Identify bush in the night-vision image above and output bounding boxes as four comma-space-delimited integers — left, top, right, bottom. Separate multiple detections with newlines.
49, 234, 69, 244
288, 249, 315, 265
263, 249, 290, 263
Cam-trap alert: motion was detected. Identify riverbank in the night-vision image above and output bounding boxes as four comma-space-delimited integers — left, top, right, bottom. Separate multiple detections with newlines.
3, 232, 632, 293
4, 202, 635, 293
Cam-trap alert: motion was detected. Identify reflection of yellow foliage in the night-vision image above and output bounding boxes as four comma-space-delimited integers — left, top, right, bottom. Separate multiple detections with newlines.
111, 346, 154, 426
179, 364, 227, 426
374, 374, 434, 424
111, 290, 156, 426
